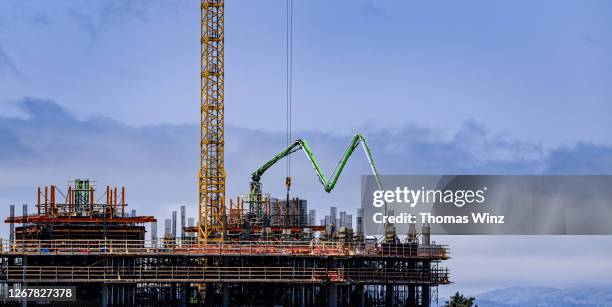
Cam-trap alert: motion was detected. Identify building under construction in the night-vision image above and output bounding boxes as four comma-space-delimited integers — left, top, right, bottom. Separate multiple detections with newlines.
1, 179, 449, 306
0, 1, 449, 306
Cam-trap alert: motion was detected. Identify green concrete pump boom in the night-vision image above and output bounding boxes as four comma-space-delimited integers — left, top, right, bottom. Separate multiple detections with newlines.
251, 134, 383, 192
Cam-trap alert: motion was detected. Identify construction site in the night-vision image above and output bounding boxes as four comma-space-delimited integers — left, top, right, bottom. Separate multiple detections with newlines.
0, 1, 450, 306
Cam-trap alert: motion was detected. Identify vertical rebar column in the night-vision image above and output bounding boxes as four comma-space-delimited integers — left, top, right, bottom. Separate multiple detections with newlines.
188, 218, 195, 238
299, 199, 307, 227
172, 211, 177, 239
181, 205, 186, 240
131, 209, 136, 218
345, 214, 352, 230
330, 207, 337, 226
357, 208, 363, 234
9, 205, 14, 245
422, 224, 430, 246
165, 219, 172, 238
22, 204, 27, 227
308, 209, 315, 227
151, 221, 158, 247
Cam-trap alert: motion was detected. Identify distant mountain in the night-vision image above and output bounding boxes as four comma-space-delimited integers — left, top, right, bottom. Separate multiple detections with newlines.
475, 286, 612, 307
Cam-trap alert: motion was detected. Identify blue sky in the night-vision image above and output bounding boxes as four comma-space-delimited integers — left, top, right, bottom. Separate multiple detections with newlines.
1, 0, 612, 300
2, 1, 611, 144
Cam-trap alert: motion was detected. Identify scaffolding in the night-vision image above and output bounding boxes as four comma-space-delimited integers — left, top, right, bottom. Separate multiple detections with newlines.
0, 239, 449, 306
1, 180, 450, 306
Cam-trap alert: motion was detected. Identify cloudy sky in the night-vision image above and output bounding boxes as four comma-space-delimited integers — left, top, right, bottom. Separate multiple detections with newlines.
1, 0, 611, 299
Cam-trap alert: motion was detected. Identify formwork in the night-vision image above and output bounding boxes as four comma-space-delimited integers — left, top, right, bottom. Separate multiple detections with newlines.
1, 180, 450, 306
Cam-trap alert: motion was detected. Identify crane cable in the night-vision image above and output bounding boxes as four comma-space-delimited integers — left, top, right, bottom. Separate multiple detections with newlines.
285, 0, 294, 192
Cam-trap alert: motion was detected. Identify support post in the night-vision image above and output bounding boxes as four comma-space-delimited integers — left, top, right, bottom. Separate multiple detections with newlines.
101, 284, 108, 307
222, 284, 229, 307
328, 284, 337, 307
180, 283, 188, 307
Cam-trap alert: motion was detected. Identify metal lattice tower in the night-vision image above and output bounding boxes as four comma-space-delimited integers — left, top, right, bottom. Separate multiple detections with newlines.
199, 0, 226, 243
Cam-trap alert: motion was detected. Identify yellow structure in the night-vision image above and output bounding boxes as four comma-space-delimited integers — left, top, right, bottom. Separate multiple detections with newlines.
199, 0, 226, 242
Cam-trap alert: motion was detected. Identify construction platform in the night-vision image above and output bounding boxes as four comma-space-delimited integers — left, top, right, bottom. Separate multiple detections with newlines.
1, 179, 450, 306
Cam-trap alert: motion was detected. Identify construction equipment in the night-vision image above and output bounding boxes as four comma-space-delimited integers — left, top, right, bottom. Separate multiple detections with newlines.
249, 134, 384, 213
199, 0, 226, 243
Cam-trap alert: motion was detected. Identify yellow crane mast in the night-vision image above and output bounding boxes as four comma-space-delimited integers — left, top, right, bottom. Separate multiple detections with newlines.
199, 0, 226, 243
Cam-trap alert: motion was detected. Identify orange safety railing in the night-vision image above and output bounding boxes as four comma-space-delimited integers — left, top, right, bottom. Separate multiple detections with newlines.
0, 239, 449, 259
1, 265, 451, 284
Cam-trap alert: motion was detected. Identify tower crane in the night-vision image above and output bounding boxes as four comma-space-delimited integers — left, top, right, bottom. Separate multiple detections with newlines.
199, 0, 225, 243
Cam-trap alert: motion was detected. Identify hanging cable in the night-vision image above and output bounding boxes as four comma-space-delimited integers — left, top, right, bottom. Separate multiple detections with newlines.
285, 0, 294, 193
289, 0, 293, 176
285, 0, 289, 178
